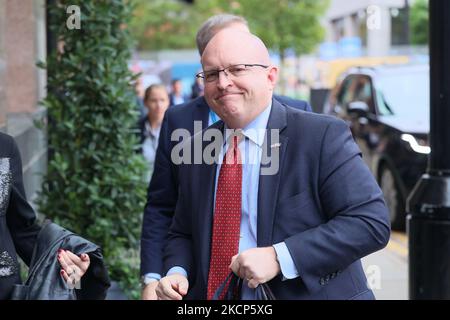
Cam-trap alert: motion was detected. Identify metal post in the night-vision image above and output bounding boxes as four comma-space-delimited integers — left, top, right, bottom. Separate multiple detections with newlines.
403, 0, 410, 45
407, 0, 450, 299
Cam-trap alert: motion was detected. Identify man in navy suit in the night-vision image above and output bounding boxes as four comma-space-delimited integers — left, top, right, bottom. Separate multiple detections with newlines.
140, 14, 311, 299
168, 79, 189, 107
155, 29, 389, 300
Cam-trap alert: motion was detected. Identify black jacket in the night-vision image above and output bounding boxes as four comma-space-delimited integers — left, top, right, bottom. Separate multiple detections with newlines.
0, 132, 41, 300
11, 222, 110, 300
0, 133, 110, 299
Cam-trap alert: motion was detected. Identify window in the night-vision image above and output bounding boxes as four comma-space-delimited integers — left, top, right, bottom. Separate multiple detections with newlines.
352, 76, 375, 113
337, 76, 356, 107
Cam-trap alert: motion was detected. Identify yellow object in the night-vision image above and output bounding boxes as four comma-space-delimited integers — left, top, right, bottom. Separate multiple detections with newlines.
316, 56, 410, 88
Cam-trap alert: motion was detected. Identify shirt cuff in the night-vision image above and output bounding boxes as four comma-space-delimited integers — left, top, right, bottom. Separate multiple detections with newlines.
273, 242, 299, 280
167, 266, 188, 278
143, 273, 162, 281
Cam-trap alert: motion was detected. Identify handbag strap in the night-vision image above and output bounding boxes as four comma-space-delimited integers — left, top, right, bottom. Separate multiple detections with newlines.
256, 283, 277, 300
213, 272, 276, 300
212, 272, 242, 300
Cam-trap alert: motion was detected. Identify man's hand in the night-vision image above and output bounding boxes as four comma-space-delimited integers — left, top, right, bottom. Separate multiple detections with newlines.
155, 274, 189, 300
141, 281, 159, 300
229, 247, 280, 289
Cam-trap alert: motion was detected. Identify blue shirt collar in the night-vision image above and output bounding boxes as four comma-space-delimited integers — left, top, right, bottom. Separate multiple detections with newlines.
224, 102, 272, 148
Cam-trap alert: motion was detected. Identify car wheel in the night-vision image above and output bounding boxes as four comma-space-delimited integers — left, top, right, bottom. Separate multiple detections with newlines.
380, 166, 405, 230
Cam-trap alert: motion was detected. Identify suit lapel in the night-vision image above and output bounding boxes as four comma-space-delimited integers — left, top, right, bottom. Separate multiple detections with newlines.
196, 120, 224, 286
257, 100, 288, 246
189, 96, 221, 286
192, 97, 210, 133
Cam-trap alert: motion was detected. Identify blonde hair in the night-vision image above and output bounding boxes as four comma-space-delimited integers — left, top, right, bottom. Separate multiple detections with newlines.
144, 84, 168, 102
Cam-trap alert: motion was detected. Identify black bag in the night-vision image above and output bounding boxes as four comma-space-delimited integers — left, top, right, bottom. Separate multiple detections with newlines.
213, 272, 276, 300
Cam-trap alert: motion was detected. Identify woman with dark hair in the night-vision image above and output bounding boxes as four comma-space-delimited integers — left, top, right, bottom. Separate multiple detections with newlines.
0, 132, 91, 299
138, 84, 170, 179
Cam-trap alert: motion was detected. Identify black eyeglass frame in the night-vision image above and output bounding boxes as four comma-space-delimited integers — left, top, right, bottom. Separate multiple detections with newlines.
196, 64, 269, 82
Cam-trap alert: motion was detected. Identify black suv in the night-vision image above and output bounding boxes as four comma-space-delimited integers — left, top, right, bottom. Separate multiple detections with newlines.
324, 64, 429, 230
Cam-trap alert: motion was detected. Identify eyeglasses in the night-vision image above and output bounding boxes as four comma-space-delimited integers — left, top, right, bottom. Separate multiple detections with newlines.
196, 64, 269, 83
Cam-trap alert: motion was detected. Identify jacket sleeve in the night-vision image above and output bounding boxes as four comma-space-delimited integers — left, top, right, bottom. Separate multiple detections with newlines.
5, 136, 41, 266
284, 119, 391, 294
162, 163, 194, 279
140, 110, 178, 276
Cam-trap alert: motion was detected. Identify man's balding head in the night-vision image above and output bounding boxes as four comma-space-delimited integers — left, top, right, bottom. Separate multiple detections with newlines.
200, 29, 278, 129
201, 29, 271, 67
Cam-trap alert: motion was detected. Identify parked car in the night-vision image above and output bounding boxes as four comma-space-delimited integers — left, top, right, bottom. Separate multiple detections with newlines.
323, 64, 429, 230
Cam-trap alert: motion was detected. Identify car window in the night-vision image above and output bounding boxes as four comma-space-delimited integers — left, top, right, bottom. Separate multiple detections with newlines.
337, 76, 356, 107
375, 89, 394, 115
376, 69, 429, 118
353, 75, 375, 113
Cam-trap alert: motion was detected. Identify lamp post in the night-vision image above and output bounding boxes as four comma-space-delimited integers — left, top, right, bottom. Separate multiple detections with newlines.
407, 0, 450, 299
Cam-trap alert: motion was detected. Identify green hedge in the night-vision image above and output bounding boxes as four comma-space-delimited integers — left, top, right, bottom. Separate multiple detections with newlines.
37, 0, 146, 299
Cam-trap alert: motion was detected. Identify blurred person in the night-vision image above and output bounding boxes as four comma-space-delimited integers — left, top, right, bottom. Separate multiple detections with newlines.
0, 133, 107, 300
131, 64, 147, 118
134, 77, 147, 118
139, 84, 170, 178
169, 79, 188, 107
190, 75, 204, 99
156, 29, 390, 300
140, 14, 312, 300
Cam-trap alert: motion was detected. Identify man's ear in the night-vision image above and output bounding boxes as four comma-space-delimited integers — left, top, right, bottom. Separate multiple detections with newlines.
267, 66, 278, 88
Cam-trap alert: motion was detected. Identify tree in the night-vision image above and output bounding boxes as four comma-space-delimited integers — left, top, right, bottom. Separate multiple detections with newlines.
190, 0, 327, 56
38, 0, 147, 298
133, 0, 328, 93
410, 0, 428, 45
129, 0, 200, 50
130, 0, 327, 58
234, 0, 328, 93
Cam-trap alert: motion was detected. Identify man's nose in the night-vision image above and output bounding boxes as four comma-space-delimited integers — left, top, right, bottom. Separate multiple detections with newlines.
217, 70, 232, 90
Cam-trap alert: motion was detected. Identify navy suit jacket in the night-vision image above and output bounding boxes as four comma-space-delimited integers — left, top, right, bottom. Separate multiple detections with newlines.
163, 99, 390, 299
140, 95, 311, 276
169, 93, 190, 107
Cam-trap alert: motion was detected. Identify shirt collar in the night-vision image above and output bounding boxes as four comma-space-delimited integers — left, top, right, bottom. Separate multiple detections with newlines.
224, 102, 272, 148
144, 121, 160, 138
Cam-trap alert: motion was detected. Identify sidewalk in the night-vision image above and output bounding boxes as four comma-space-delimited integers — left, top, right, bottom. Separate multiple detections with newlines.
106, 281, 128, 300
361, 232, 408, 300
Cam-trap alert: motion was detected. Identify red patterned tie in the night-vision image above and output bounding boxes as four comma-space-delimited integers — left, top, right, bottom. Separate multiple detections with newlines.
207, 134, 242, 300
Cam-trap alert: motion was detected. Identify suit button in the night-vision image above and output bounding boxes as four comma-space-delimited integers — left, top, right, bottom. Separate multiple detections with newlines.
319, 278, 325, 286
331, 272, 336, 279
325, 275, 330, 282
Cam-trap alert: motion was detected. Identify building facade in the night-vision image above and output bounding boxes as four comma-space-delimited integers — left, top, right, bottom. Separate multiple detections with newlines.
0, 0, 47, 202
324, 0, 413, 57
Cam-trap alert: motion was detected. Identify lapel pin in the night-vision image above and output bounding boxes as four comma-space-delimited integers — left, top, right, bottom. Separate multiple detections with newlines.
270, 143, 281, 148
